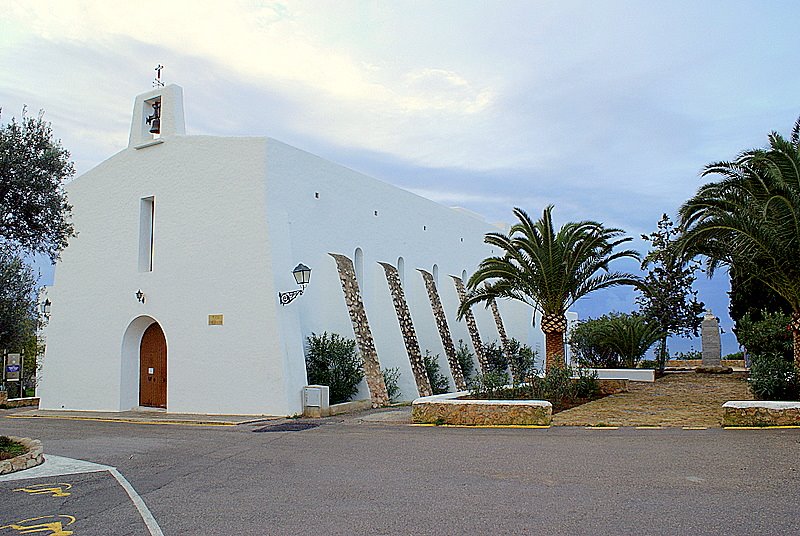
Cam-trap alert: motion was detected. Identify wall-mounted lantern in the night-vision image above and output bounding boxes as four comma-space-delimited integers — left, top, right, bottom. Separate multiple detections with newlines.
136, 289, 146, 304
279, 264, 311, 306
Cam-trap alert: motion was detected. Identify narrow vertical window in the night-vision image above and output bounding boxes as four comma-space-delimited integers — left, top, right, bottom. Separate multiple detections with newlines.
139, 197, 155, 272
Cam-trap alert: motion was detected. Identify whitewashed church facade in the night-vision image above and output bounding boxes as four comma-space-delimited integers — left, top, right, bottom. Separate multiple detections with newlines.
39, 84, 562, 416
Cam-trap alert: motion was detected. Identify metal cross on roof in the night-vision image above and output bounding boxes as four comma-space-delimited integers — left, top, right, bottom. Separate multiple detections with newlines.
153, 64, 165, 88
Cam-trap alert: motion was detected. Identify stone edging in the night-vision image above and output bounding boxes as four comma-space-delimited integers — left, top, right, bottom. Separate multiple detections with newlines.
723, 401, 800, 427
412, 391, 552, 426
0, 436, 44, 475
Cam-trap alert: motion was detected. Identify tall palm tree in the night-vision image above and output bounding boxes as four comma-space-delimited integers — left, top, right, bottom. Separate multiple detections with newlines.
458, 206, 640, 371
678, 116, 800, 367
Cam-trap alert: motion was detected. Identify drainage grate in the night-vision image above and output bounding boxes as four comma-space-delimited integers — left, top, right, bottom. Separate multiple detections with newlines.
252, 422, 320, 433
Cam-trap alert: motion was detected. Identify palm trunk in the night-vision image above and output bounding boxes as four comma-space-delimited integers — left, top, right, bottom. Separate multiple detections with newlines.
544, 330, 565, 371
792, 312, 800, 369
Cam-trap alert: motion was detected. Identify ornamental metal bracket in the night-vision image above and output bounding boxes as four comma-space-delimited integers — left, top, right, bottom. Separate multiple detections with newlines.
278, 288, 304, 306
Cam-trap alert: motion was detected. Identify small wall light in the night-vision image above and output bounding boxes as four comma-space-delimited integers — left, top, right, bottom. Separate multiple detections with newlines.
279, 263, 312, 306
136, 289, 146, 304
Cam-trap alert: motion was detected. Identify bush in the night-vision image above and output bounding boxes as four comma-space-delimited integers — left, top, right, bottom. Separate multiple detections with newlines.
672, 349, 701, 361
423, 350, 450, 395
455, 340, 476, 384
469, 371, 510, 399
382, 367, 401, 402
506, 338, 538, 384
482, 341, 508, 375
748, 354, 800, 401
737, 311, 793, 360
0, 436, 26, 461
305, 332, 364, 404
569, 313, 661, 368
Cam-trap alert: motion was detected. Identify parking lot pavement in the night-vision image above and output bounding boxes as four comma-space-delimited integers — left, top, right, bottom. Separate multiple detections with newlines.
2, 413, 800, 535
0, 456, 162, 535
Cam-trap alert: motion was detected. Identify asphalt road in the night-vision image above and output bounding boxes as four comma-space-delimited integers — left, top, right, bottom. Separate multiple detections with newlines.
1, 414, 799, 535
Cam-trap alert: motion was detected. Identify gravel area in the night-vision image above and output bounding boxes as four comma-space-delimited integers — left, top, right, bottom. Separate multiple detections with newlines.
552, 371, 753, 427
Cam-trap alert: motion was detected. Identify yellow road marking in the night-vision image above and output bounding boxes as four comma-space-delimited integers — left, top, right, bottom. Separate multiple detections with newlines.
585, 426, 619, 430
4, 415, 235, 427
0, 514, 76, 535
13, 483, 72, 498
635, 426, 663, 429
682, 426, 708, 430
724, 425, 800, 430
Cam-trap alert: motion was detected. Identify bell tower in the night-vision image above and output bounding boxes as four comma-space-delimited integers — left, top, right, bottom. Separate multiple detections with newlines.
128, 84, 186, 149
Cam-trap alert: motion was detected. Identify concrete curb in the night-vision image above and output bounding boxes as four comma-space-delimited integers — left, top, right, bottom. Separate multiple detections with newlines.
0, 436, 44, 475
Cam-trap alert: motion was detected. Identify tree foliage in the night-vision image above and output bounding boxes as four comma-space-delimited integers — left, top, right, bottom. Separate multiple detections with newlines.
569, 313, 663, 369
678, 116, 800, 366
636, 214, 704, 370
459, 206, 639, 369
305, 332, 364, 404
1, 108, 75, 261
0, 250, 38, 353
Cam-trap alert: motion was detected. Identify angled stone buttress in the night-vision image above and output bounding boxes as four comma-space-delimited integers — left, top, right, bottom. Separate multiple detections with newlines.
451, 276, 488, 374
419, 269, 466, 391
379, 262, 432, 397
489, 299, 516, 379
329, 253, 389, 407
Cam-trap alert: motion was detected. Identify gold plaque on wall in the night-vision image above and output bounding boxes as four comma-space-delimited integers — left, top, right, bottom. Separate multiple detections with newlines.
208, 314, 224, 326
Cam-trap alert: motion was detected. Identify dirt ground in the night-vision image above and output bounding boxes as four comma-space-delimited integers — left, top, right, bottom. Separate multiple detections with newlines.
552, 371, 753, 427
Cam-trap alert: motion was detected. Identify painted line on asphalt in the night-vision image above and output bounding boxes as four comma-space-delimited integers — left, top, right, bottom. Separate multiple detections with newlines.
5, 414, 236, 426
723, 425, 800, 430
108, 468, 164, 536
635, 426, 663, 430
584, 426, 619, 430
0, 455, 164, 536
682, 426, 708, 430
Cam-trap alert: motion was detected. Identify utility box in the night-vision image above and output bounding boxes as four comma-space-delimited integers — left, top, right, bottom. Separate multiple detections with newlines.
303, 385, 330, 418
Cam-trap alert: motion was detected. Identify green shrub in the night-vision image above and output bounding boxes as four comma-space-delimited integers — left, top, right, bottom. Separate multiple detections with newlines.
305, 332, 364, 404
748, 354, 800, 401
569, 313, 661, 368
573, 367, 601, 399
482, 341, 508, 375
638, 359, 658, 369
423, 350, 450, 394
382, 367, 401, 402
724, 351, 744, 361
469, 371, 510, 399
505, 338, 538, 384
672, 349, 702, 361
0, 436, 26, 460
455, 340, 476, 383
737, 311, 793, 360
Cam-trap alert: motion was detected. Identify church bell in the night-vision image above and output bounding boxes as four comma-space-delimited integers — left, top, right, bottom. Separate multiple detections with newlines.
146, 100, 161, 134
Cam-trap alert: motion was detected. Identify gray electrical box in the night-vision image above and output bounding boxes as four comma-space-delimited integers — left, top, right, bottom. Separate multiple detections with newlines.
303, 385, 330, 417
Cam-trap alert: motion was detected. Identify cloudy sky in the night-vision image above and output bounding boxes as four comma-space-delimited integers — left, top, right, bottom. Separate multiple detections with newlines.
2, 0, 799, 354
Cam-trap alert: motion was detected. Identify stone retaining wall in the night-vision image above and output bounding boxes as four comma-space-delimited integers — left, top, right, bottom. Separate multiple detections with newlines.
723, 401, 800, 427
412, 392, 552, 426
0, 391, 5, 405
4, 397, 40, 408
0, 436, 44, 475
669, 360, 746, 368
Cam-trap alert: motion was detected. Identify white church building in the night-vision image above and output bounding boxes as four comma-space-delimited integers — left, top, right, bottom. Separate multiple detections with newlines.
39, 84, 562, 416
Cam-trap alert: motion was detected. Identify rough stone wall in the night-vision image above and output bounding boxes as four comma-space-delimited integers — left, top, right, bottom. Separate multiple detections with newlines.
723, 405, 800, 427
412, 398, 552, 426
0, 436, 44, 475
418, 269, 466, 390
379, 262, 432, 397
329, 253, 389, 407
450, 276, 487, 374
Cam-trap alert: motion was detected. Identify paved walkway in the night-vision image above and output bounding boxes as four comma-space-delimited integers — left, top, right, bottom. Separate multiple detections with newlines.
5, 408, 280, 426
553, 371, 753, 427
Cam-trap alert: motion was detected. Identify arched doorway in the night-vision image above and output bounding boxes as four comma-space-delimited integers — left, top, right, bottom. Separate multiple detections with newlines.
139, 323, 167, 408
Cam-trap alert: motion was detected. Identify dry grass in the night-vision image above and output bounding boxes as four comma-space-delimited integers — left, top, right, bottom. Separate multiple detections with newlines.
552, 372, 753, 427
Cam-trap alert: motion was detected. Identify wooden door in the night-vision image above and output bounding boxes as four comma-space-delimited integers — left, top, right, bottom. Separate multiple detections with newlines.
139, 323, 167, 408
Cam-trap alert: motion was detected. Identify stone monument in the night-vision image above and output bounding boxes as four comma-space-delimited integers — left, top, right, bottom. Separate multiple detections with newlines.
701, 309, 722, 366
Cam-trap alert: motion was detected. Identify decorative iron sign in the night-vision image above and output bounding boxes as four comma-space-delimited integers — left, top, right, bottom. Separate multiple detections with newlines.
5, 353, 20, 381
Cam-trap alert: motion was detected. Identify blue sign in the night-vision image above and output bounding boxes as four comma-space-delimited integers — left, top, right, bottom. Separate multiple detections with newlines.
6, 365, 20, 373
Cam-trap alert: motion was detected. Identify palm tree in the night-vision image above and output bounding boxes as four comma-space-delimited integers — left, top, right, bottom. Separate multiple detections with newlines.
458, 206, 640, 371
678, 116, 800, 367
594, 313, 664, 368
